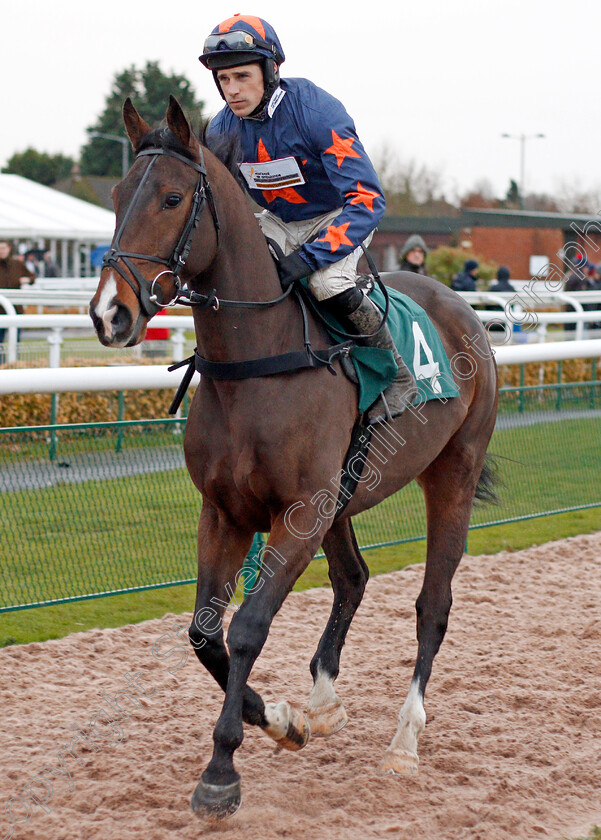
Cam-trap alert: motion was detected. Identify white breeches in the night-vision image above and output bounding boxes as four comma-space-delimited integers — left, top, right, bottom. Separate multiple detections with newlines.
256, 208, 373, 301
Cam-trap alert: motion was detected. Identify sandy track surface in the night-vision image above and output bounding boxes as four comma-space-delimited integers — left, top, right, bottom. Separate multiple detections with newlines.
1, 532, 601, 840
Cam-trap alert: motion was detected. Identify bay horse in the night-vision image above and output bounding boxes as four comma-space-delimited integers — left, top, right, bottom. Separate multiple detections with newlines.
90, 96, 498, 818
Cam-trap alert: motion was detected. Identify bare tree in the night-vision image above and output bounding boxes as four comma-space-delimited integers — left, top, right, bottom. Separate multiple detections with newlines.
459, 178, 499, 209
554, 178, 601, 214
372, 143, 447, 214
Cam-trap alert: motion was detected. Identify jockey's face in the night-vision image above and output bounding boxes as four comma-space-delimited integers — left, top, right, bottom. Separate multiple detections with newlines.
217, 63, 265, 117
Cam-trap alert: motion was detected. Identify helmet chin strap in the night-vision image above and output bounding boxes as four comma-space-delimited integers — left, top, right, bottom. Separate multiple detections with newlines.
251, 59, 280, 115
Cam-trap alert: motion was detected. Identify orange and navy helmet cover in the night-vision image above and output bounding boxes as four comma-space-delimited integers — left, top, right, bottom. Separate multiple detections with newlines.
200, 14, 285, 69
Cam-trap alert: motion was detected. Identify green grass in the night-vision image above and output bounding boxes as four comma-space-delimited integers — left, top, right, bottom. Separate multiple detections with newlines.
1, 506, 598, 647
1, 403, 600, 644
568, 828, 601, 840
480, 416, 601, 519
0, 465, 199, 606
0, 422, 185, 464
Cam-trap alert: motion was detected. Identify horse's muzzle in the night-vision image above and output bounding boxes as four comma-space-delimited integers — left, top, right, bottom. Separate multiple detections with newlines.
89, 298, 137, 347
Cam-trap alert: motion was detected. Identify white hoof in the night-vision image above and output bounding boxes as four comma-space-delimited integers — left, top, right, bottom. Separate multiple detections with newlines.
378, 747, 419, 777
263, 701, 310, 752
306, 698, 349, 737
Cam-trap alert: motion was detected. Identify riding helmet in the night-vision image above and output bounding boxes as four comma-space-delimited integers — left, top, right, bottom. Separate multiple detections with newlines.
200, 15, 285, 111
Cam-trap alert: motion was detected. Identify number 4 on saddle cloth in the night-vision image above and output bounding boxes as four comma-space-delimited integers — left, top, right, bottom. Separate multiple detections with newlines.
167, 280, 459, 419
166, 277, 459, 521
310, 280, 460, 414
240, 288, 459, 550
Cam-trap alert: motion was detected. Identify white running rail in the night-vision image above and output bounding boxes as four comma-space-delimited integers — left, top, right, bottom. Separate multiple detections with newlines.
1, 339, 601, 396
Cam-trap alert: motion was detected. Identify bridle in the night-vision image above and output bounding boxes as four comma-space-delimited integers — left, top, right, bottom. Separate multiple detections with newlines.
101, 140, 388, 333
101, 144, 220, 318
99, 134, 396, 442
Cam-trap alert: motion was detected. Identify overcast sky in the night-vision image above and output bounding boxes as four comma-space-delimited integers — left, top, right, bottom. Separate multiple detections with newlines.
2, 0, 599, 203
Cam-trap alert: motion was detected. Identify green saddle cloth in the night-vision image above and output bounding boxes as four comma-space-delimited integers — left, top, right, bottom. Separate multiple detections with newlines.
317, 284, 460, 413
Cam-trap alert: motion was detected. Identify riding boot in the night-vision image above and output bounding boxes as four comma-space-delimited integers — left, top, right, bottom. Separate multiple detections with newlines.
324, 288, 417, 424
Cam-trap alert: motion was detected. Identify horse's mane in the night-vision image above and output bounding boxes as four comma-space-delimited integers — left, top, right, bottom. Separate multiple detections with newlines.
137, 126, 199, 163
136, 121, 243, 187
200, 121, 243, 182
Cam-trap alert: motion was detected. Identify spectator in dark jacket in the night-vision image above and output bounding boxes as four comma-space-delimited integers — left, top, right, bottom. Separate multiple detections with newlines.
451, 259, 479, 291
564, 253, 593, 332
41, 251, 60, 277
564, 252, 591, 293
590, 263, 601, 329
0, 241, 35, 311
486, 266, 515, 333
489, 265, 515, 293
399, 234, 428, 275
0, 240, 35, 356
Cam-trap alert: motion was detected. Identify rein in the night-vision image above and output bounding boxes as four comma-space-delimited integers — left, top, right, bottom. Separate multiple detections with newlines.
105, 140, 391, 414
172, 239, 392, 343
102, 146, 220, 318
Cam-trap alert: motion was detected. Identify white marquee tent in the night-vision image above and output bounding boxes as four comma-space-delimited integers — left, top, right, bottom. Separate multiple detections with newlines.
0, 174, 115, 276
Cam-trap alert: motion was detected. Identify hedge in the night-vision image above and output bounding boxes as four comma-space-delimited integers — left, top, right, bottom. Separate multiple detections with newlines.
0, 358, 195, 428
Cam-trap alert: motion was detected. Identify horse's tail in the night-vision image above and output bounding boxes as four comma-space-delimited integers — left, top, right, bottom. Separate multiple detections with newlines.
474, 454, 500, 506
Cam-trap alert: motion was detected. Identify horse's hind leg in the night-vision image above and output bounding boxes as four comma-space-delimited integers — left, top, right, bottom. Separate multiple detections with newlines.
379, 438, 488, 777
306, 518, 368, 736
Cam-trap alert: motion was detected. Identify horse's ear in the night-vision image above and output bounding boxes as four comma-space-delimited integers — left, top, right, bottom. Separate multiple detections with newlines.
166, 95, 195, 150
123, 97, 151, 150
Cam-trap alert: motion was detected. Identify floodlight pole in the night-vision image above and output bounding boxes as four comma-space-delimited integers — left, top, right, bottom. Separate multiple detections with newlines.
501, 133, 546, 209
88, 131, 130, 179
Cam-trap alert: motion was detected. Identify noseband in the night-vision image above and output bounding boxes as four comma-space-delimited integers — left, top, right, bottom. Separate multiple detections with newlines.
102, 145, 220, 318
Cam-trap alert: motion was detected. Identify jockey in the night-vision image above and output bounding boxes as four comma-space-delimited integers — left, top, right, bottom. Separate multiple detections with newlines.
200, 14, 416, 423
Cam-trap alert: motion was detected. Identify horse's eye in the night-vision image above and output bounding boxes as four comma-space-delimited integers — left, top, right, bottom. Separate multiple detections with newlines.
164, 194, 182, 209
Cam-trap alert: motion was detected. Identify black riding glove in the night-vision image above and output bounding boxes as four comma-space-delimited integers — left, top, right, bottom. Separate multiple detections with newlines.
276, 250, 311, 289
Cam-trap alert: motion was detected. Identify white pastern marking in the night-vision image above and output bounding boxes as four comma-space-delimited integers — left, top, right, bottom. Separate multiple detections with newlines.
307, 667, 338, 711
390, 680, 426, 755
263, 701, 291, 740
94, 276, 118, 339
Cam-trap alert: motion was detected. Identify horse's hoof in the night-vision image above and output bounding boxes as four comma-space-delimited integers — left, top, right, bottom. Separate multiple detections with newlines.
263, 701, 311, 751
306, 699, 348, 737
191, 777, 241, 817
277, 703, 311, 751
378, 748, 419, 777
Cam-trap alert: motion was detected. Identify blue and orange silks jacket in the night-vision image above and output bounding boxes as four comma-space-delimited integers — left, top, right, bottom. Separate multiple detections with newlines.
207, 77, 386, 273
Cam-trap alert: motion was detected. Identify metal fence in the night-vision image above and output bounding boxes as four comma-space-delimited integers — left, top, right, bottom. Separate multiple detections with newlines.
1, 376, 600, 613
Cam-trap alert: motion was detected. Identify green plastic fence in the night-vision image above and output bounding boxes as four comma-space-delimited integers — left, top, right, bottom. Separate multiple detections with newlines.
1, 378, 600, 612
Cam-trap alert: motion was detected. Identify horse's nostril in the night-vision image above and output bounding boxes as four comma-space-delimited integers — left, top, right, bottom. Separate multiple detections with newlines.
90, 299, 133, 344
112, 304, 133, 338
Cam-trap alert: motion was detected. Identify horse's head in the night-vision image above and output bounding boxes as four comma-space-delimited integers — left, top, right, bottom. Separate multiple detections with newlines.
90, 96, 219, 347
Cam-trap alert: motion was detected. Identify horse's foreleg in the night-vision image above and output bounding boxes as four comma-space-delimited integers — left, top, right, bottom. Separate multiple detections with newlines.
192, 513, 324, 817
379, 443, 483, 777
306, 518, 368, 736
188, 505, 266, 728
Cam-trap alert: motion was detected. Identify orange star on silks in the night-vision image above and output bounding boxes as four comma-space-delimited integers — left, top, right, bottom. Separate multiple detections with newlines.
346, 182, 379, 212
324, 130, 361, 168
256, 140, 307, 205
317, 222, 354, 253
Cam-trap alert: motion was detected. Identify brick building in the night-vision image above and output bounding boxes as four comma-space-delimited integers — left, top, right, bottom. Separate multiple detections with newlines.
370, 209, 601, 278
